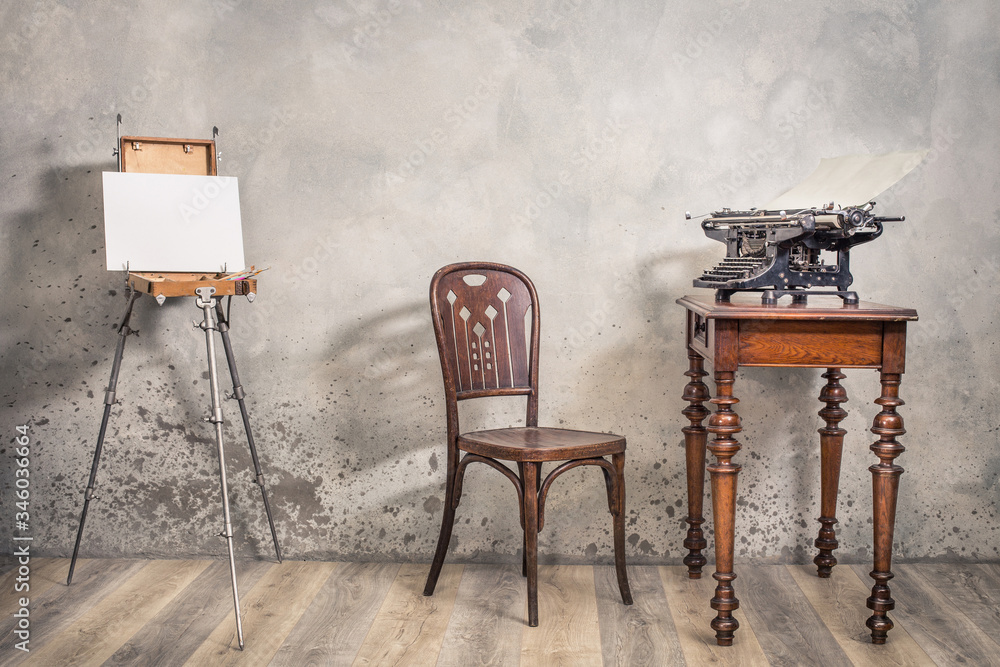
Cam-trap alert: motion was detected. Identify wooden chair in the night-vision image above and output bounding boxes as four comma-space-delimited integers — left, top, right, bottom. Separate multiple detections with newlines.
423, 261, 633, 626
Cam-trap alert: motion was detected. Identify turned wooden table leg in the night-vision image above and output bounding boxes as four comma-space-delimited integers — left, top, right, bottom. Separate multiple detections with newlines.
866, 372, 905, 644
707, 370, 741, 646
682, 347, 710, 578
815, 368, 848, 577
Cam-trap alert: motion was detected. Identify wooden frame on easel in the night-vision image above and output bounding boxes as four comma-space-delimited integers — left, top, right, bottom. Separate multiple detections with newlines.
117, 132, 257, 301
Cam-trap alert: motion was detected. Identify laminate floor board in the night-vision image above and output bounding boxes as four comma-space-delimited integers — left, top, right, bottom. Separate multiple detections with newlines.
105, 558, 274, 666
917, 562, 1000, 641
185, 560, 337, 666
520, 564, 602, 667
787, 564, 933, 666
352, 563, 462, 667
658, 565, 768, 666
0, 558, 995, 666
22, 559, 208, 666
852, 563, 1000, 667
0, 559, 64, 618
0, 559, 146, 663
737, 564, 853, 667
436, 563, 524, 667
595, 565, 683, 667
269, 561, 400, 667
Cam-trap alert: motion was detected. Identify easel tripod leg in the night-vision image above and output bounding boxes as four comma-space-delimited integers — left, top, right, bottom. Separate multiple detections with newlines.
198, 288, 244, 650
215, 300, 282, 563
69, 289, 140, 585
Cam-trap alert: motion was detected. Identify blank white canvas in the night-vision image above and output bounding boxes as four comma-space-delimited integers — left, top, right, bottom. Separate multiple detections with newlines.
103, 172, 246, 272
765, 150, 928, 210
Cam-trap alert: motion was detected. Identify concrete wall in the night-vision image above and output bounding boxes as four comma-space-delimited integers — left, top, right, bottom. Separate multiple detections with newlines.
2, 0, 998, 565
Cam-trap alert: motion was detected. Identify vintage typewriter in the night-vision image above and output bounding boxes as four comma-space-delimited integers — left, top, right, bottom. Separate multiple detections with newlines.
688, 152, 927, 304
689, 202, 904, 305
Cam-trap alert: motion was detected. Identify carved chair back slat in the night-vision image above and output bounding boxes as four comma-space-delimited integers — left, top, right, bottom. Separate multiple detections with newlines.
431, 264, 538, 399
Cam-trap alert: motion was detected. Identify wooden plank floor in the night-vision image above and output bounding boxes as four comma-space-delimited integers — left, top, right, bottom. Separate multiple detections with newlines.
0, 559, 997, 666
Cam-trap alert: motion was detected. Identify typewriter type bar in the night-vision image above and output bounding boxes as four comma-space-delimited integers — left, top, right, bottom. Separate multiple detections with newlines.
691, 203, 903, 304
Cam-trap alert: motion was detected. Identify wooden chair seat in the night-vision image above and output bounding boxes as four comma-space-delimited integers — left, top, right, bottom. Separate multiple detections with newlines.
459, 427, 626, 462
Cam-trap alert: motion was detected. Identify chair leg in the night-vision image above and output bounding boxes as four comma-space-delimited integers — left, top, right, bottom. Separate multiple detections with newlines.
523, 462, 540, 626
611, 452, 633, 605
424, 466, 458, 597
518, 462, 527, 577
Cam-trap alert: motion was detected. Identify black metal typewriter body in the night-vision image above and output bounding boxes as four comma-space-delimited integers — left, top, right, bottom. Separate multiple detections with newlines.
691, 202, 903, 304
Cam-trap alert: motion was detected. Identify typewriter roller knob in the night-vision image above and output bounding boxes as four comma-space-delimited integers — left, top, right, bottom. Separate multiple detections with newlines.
846, 208, 866, 228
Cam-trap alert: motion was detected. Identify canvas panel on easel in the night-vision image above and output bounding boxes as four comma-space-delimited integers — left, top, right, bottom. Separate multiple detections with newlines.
103, 171, 246, 273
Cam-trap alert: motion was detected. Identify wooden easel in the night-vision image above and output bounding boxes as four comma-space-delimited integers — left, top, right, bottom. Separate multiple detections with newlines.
68, 122, 280, 650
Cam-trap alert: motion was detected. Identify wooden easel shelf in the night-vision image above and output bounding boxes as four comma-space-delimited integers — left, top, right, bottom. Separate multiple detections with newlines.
128, 272, 256, 298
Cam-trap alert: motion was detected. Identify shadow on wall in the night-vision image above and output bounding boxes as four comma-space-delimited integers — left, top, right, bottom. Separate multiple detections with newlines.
314, 248, 720, 564
4, 160, 294, 559
524, 247, 708, 563
274, 300, 449, 560
4, 163, 118, 399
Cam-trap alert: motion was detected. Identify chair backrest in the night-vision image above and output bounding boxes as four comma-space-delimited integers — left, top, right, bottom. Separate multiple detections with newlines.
430, 262, 540, 418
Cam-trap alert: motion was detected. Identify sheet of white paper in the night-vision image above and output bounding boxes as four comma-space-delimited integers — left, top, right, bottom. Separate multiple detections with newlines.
103, 172, 246, 272
764, 150, 928, 210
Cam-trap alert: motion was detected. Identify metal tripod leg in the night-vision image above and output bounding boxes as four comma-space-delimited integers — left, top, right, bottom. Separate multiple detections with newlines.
68, 288, 141, 585
215, 299, 282, 563
197, 287, 244, 650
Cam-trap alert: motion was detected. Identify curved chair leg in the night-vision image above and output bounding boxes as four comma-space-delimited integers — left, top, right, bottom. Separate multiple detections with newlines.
424, 463, 458, 596
523, 462, 540, 626
611, 452, 633, 605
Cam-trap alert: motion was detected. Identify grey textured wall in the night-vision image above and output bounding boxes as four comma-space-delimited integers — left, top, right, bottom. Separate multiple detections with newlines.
2, 0, 998, 566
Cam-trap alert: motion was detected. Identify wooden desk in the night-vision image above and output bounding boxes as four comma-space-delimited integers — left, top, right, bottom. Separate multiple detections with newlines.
676, 294, 918, 646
